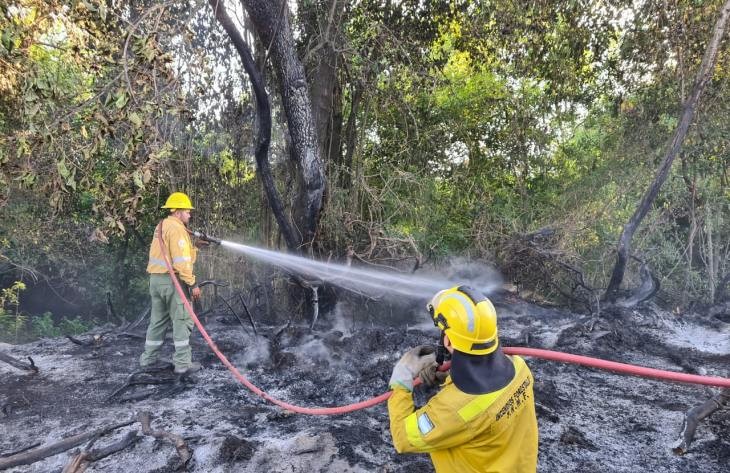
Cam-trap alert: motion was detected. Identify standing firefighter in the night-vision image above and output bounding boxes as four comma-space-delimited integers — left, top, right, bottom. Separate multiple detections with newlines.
388, 286, 538, 472
139, 192, 203, 375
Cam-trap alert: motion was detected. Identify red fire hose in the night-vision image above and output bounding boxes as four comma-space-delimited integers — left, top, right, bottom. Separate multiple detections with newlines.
157, 229, 730, 416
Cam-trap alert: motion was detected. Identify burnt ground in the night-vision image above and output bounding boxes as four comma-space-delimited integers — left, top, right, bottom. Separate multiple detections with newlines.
1, 295, 728, 472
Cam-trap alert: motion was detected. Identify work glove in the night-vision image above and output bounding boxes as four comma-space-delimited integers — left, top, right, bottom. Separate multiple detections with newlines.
389, 345, 437, 391
190, 286, 202, 301
418, 362, 449, 387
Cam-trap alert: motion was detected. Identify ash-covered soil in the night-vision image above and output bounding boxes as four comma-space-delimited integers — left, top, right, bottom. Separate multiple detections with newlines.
1, 295, 728, 472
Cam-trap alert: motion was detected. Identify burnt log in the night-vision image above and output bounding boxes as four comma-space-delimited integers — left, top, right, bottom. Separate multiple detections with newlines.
61, 431, 139, 473
673, 387, 730, 455
0, 351, 38, 373
0, 420, 134, 470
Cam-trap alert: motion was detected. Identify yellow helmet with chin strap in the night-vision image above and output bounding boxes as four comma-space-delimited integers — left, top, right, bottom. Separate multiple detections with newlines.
428, 285, 499, 355
161, 192, 194, 210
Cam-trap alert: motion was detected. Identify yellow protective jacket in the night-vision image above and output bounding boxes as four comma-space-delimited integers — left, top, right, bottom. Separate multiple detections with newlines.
388, 355, 538, 473
147, 216, 197, 286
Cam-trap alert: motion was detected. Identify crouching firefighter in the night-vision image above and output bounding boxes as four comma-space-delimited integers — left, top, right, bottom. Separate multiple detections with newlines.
139, 192, 209, 375
387, 286, 538, 472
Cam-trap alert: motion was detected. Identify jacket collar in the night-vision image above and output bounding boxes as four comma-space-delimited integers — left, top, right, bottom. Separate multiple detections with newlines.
449, 347, 515, 395
165, 215, 186, 227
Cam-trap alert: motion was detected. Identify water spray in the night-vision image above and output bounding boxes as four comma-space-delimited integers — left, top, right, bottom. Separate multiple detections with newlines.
220, 241, 501, 300
152, 231, 730, 417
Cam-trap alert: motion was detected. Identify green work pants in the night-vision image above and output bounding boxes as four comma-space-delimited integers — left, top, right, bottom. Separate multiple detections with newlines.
139, 274, 194, 370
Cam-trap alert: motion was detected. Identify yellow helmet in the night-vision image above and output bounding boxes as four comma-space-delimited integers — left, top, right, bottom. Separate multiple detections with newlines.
428, 285, 499, 355
161, 192, 194, 210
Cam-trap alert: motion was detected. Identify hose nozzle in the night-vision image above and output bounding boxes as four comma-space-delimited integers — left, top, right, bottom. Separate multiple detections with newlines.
192, 230, 222, 246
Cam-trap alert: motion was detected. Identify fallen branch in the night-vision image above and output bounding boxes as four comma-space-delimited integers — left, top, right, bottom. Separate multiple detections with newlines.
65, 335, 91, 347
61, 431, 139, 473
106, 369, 176, 402
137, 411, 192, 465
672, 387, 730, 455
0, 351, 38, 373
0, 420, 134, 470
0, 442, 41, 458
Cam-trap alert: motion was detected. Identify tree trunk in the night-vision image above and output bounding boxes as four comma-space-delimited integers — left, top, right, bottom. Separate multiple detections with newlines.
342, 81, 363, 189
604, 0, 730, 302
207, 0, 300, 251
301, 0, 346, 169
680, 157, 698, 306
242, 0, 325, 250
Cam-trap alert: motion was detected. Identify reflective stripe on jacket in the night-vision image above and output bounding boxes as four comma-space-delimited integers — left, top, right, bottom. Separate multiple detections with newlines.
146, 216, 197, 286
388, 355, 538, 473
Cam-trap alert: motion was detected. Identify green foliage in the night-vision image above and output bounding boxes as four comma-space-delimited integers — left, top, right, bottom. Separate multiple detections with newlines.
0, 281, 27, 340
59, 315, 92, 336
1, 0, 729, 337
316, 0, 730, 307
28, 312, 91, 339
32, 312, 60, 338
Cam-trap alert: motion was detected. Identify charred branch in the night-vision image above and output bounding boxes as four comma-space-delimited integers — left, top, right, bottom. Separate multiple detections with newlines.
0, 420, 134, 470
0, 443, 41, 458
242, 0, 325, 249
65, 332, 108, 348
215, 294, 247, 332
615, 260, 660, 308
237, 293, 258, 335
207, 0, 300, 251
137, 411, 192, 465
500, 228, 597, 312
604, 0, 730, 301
106, 364, 178, 402
672, 387, 730, 455
61, 431, 140, 473
0, 351, 38, 373
309, 285, 319, 330
121, 305, 150, 333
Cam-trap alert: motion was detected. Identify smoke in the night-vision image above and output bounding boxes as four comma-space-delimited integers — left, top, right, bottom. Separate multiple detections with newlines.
233, 333, 271, 368
440, 257, 504, 295
328, 301, 355, 338
284, 335, 344, 369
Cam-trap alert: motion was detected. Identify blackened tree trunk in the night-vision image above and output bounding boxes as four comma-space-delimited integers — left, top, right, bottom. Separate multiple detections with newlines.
604, 0, 730, 302
207, 0, 300, 251
242, 0, 325, 251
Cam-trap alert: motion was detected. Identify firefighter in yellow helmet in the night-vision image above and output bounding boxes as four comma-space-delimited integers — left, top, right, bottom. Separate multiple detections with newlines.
140, 192, 206, 375
387, 286, 538, 472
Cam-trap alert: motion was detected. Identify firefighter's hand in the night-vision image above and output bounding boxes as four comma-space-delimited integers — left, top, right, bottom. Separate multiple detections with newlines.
418, 362, 449, 387
191, 286, 202, 300
194, 239, 210, 248
389, 345, 436, 391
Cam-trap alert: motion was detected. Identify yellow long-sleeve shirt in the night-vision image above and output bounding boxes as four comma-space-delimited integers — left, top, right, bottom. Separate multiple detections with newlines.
388, 355, 538, 473
146, 216, 197, 286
